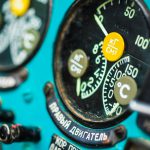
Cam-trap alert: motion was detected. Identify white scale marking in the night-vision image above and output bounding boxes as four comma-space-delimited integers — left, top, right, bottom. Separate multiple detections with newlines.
103, 5, 106, 10
94, 14, 108, 36
111, 1, 113, 6
76, 78, 81, 96
103, 56, 131, 115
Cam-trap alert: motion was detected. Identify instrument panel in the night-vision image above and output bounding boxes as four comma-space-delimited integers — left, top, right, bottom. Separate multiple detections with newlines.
54, 0, 150, 126
0, 0, 150, 150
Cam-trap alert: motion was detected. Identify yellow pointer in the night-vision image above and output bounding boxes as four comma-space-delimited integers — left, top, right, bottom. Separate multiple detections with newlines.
102, 32, 125, 62
10, 0, 30, 17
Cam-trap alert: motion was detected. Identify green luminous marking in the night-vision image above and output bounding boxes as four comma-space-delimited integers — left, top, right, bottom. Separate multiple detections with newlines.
131, 1, 135, 7
94, 14, 108, 36
97, 0, 113, 14
103, 56, 131, 116
79, 42, 107, 99
108, 103, 119, 116
76, 78, 81, 96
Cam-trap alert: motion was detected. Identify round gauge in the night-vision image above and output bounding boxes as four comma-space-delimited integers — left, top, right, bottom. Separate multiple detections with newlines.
54, 0, 150, 126
0, 0, 51, 71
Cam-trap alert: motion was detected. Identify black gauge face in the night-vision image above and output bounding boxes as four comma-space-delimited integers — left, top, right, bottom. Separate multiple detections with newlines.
54, 0, 150, 126
0, 0, 50, 71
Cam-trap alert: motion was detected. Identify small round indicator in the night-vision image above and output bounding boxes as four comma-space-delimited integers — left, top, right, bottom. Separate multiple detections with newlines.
10, 0, 30, 17
21, 28, 40, 53
114, 76, 138, 106
102, 32, 125, 62
68, 49, 88, 78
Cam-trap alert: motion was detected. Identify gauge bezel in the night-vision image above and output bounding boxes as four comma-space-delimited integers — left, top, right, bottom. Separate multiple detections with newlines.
0, 0, 52, 72
54, 0, 150, 128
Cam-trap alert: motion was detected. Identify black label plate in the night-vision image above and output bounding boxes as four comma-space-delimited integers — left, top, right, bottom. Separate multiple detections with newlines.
45, 83, 127, 147
49, 134, 80, 150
